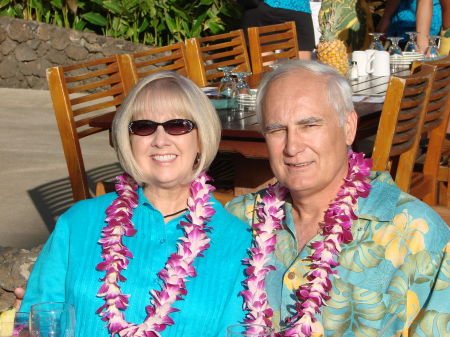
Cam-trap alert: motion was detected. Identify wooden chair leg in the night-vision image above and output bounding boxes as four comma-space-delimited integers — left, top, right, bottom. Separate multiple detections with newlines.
95, 182, 107, 196
447, 169, 450, 208
438, 181, 447, 206
95, 181, 116, 196
431, 206, 450, 225
212, 189, 235, 206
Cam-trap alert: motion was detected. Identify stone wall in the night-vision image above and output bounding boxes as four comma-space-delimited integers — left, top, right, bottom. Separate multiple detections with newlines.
0, 16, 152, 89
0, 245, 42, 311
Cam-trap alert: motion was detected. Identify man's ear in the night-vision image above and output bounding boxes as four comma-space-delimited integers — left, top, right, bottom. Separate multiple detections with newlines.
345, 110, 358, 146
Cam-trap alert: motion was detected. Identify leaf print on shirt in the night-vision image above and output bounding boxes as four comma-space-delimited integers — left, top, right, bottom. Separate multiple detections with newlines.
409, 309, 450, 336
323, 278, 387, 337
387, 251, 436, 322
248, 194, 262, 220
401, 290, 420, 335
340, 218, 384, 272
435, 243, 449, 291
275, 230, 300, 267
373, 210, 428, 267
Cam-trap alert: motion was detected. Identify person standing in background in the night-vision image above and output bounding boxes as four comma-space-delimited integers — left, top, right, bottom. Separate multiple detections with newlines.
376, 0, 442, 54
439, 0, 449, 56
239, 0, 316, 59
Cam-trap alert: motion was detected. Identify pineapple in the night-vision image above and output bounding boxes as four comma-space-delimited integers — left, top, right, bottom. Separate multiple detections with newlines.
317, 1, 349, 76
0, 307, 16, 337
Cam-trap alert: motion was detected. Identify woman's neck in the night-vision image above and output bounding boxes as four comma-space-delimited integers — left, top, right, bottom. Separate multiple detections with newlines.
143, 183, 191, 221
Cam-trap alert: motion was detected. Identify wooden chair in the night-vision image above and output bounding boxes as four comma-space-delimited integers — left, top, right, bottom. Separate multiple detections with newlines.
47, 55, 133, 202
431, 206, 450, 224
438, 145, 450, 206
247, 21, 299, 74
185, 29, 251, 87
409, 55, 450, 205
119, 42, 191, 84
371, 64, 436, 193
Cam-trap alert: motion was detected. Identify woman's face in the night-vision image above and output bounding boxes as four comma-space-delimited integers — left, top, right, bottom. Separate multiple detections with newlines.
130, 103, 199, 191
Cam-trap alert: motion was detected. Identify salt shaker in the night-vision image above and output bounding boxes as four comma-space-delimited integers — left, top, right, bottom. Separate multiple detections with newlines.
349, 61, 358, 80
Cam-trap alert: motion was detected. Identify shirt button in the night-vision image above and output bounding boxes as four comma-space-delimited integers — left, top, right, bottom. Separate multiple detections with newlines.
287, 272, 296, 280
159, 239, 166, 244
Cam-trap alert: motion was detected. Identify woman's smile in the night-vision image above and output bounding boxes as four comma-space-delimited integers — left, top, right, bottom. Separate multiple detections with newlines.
151, 154, 177, 163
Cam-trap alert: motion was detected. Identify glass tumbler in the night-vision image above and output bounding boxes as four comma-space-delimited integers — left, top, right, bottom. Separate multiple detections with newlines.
226, 323, 274, 336
0, 312, 29, 337
30, 302, 75, 337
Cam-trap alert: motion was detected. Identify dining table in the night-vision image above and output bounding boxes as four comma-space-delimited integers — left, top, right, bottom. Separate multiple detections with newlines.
88, 69, 409, 195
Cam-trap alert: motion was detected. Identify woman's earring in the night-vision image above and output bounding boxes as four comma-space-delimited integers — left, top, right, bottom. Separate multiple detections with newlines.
194, 153, 201, 167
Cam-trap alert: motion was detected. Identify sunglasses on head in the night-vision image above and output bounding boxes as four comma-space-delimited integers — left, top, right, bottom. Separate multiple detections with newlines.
128, 119, 196, 136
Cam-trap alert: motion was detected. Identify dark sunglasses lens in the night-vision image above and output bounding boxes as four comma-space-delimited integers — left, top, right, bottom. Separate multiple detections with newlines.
130, 121, 157, 136
164, 119, 195, 135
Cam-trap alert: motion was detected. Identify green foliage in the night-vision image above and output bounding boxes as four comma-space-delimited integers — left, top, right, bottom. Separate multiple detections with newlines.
0, 0, 243, 46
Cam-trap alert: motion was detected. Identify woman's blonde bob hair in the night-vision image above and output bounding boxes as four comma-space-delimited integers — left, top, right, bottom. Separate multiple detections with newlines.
112, 71, 221, 185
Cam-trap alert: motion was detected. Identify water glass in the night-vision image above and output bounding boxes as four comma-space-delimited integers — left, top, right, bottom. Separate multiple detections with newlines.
30, 302, 75, 337
387, 37, 403, 55
218, 66, 236, 97
368, 33, 385, 51
404, 31, 419, 52
226, 323, 274, 336
426, 35, 440, 58
0, 312, 29, 337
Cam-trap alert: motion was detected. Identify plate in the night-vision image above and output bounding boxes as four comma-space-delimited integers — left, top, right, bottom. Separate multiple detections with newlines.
390, 52, 424, 66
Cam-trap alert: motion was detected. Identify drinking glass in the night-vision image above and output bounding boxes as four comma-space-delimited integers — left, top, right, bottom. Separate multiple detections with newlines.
0, 312, 29, 337
386, 36, 403, 72
404, 31, 419, 52
232, 72, 252, 96
426, 35, 440, 58
30, 302, 75, 337
226, 323, 274, 336
231, 72, 252, 112
368, 33, 385, 51
218, 66, 236, 97
387, 37, 403, 55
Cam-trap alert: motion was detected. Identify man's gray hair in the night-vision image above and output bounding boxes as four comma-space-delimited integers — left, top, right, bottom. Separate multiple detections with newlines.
256, 60, 354, 127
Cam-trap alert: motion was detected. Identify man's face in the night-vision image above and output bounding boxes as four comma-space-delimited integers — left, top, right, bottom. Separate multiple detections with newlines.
261, 70, 357, 199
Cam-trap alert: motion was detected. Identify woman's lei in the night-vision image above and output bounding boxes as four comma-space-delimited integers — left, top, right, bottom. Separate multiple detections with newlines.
96, 173, 215, 337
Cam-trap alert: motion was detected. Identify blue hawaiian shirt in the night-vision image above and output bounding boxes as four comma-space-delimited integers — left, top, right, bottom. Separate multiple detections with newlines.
226, 171, 450, 336
264, 0, 311, 14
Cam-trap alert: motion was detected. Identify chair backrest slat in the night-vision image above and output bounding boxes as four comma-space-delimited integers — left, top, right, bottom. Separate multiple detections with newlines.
47, 54, 132, 202
371, 64, 436, 192
185, 29, 251, 87
409, 55, 450, 204
125, 42, 191, 81
248, 21, 299, 74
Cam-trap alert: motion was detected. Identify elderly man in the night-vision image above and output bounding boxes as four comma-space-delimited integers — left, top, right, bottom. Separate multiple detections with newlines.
227, 60, 450, 336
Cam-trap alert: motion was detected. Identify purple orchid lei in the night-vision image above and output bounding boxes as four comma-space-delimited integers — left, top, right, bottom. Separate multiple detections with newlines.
96, 172, 215, 337
242, 151, 372, 336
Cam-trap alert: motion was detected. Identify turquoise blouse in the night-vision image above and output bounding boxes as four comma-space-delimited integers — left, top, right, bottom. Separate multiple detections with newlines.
264, 0, 311, 14
227, 171, 449, 336
389, 0, 442, 38
21, 188, 252, 337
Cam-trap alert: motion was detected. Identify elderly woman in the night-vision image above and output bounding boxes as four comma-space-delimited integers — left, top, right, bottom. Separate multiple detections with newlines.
20, 71, 251, 337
